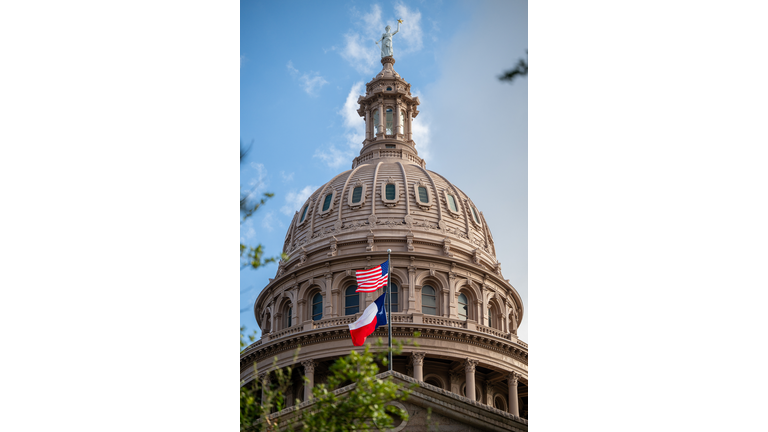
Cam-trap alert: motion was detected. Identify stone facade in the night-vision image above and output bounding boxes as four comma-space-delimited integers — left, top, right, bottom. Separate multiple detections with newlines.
241, 57, 528, 426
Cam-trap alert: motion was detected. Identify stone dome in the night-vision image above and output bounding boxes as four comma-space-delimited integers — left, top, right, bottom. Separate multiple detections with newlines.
242, 56, 528, 421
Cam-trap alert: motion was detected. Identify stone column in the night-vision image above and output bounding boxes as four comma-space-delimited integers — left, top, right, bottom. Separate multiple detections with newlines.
449, 370, 462, 394
259, 372, 270, 403
325, 272, 335, 317
297, 299, 306, 324
377, 102, 385, 138
407, 263, 416, 312
394, 103, 401, 137
412, 352, 426, 381
464, 359, 478, 401
302, 359, 317, 401
407, 109, 413, 141
508, 372, 520, 416
365, 108, 371, 140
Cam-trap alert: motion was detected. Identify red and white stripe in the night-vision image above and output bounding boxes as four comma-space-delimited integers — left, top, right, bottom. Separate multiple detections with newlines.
356, 266, 388, 292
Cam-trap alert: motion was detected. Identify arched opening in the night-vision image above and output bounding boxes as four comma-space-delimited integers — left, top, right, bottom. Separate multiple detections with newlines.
345, 285, 360, 315
458, 293, 469, 321
373, 109, 380, 135
494, 395, 507, 411
422, 285, 437, 315
311, 292, 323, 321
399, 110, 405, 134
390, 283, 399, 312
385, 108, 393, 134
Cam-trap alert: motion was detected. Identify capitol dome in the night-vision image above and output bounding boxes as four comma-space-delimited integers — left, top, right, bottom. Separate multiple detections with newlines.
241, 56, 528, 423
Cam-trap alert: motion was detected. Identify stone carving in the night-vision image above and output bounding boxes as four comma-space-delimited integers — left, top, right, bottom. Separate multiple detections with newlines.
412, 352, 426, 366
302, 359, 317, 374
404, 214, 414, 228
472, 249, 481, 265
375, 21, 401, 58
438, 219, 447, 232
464, 358, 479, 374
368, 214, 378, 226
298, 247, 308, 267
276, 259, 286, 277
334, 219, 343, 231
507, 371, 521, 384
406, 230, 414, 252
327, 236, 338, 257
495, 261, 502, 276
442, 238, 453, 257
366, 231, 375, 252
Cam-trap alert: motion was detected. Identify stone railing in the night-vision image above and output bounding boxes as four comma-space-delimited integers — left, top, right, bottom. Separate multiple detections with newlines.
423, 316, 467, 329
407, 153, 420, 164
380, 149, 401, 158
313, 315, 357, 329
391, 314, 413, 323
476, 324, 509, 340
270, 324, 303, 340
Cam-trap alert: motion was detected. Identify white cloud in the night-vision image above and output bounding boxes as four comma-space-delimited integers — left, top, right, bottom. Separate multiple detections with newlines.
242, 162, 268, 205
314, 82, 366, 169
412, 115, 431, 161
281, 185, 318, 216
241, 218, 256, 242
286, 61, 329, 96
313, 145, 350, 169
261, 211, 280, 232
280, 171, 294, 182
393, 2, 424, 55
339, 4, 424, 74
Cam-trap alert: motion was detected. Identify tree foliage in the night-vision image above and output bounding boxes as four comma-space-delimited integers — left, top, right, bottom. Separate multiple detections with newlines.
499, 50, 528, 84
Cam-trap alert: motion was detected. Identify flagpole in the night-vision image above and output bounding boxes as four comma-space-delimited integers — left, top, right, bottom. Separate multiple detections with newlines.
387, 249, 392, 371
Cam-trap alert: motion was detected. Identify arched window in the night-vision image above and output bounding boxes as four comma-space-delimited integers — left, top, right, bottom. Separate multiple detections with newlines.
399, 111, 405, 134
386, 108, 393, 134
385, 183, 396, 200
285, 306, 292, 328
425, 377, 442, 389
494, 395, 507, 411
322, 194, 333, 212
458, 293, 468, 321
351, 186, 363, 203
471, 205, 481, 224
373, 109, 380, 135
345, 285, 360, 315
389, 284, 399, 312
447, 194, 458, 212
312, 293, 323, 321
299, 204, 308, 223
418, 186, 429, 203
422, 285, 437, 315
487, 307, 492, 327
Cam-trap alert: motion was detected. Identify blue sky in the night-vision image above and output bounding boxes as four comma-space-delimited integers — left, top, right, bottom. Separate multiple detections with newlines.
241, 0, 528, 340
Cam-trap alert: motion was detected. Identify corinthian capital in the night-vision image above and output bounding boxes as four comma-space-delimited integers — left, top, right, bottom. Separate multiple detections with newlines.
411, 352, 426, 366
464, 358, 479, 373
301, 359, 317, 374
507, 371, 521, 384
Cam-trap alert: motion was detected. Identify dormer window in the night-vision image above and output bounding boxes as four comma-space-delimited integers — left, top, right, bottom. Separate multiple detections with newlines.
322, 194, 333, 211
471, 205, 481, 224
418, 186, 428, 203
385, 108, 393, 134
351, 186, 362, 203
447, 194, 458, 212
381, 178, 399, 207
299, 204, 308, 223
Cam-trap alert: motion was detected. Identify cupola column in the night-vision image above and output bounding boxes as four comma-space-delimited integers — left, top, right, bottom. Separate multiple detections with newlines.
377, 100, 385, 138
508, 372, 520, 416
365, 107, 372, 140
394, 103, 402, 138
464, 358, 478, 401
407, 108, 413, 141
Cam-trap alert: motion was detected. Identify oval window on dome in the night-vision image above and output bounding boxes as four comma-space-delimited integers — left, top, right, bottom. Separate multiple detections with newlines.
385, 183, 396, 200
373, 109, 380, 135
447, 194, 458, 212
322, 193, 333, 212
300, 204, 308, 223
386, 108, 393, 135
386, 86, 392, 91
351, 186, 363, 204
418, 186, 429, 203
471, 205, 481, 224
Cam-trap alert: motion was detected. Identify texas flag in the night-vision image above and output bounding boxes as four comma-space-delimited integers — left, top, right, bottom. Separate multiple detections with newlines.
348, 293, 388, 346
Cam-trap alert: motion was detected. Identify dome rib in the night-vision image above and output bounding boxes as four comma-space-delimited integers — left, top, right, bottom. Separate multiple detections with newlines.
415, 164, 443, 222
396, 161, 411, 216
337, 164, 365, 222
370, 161, 382, 217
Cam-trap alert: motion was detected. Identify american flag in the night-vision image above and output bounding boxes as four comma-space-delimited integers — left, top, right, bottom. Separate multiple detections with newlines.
355, 260, 389, 292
